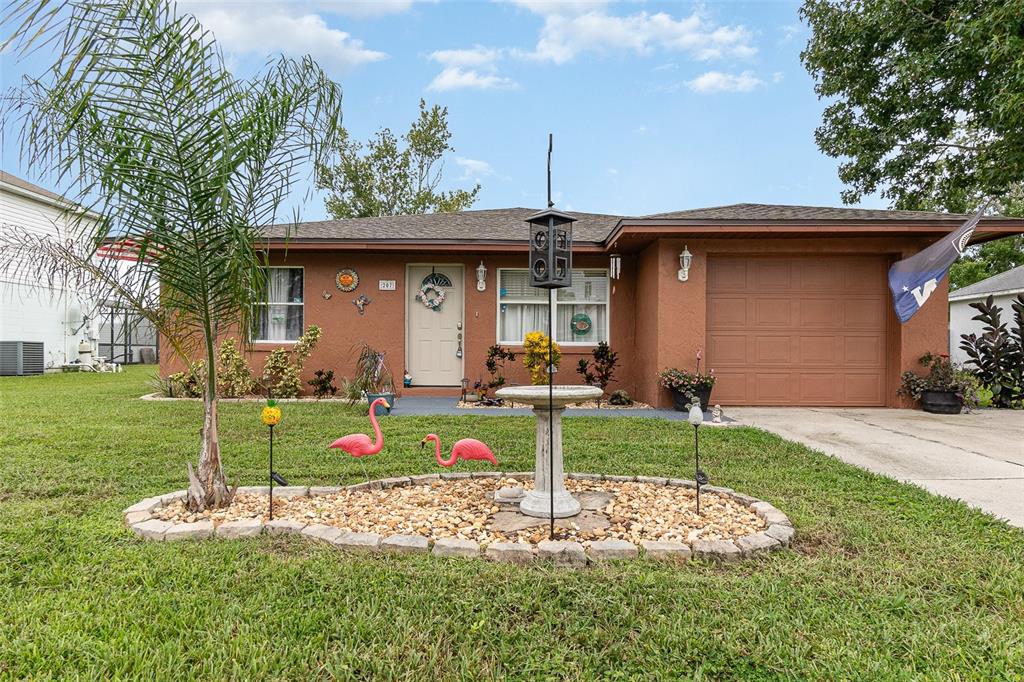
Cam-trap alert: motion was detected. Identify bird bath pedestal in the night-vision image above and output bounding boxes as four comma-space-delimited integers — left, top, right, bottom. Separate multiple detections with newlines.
495, 384, 602, 518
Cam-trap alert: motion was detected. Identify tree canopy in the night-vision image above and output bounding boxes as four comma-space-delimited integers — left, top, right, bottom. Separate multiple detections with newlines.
800, 0, 1024, 211
316, 99, 479, 218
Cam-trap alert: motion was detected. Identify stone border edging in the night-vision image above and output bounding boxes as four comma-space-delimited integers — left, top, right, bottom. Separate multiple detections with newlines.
124, 473, 794, 565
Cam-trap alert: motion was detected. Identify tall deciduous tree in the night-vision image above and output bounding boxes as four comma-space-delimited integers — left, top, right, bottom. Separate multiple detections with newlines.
800, 0, 1024, 211
0, 0, 344, 510
316, 99, 480, 218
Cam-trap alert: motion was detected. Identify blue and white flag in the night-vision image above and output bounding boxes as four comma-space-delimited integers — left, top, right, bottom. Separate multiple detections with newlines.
888, 203, 987, 324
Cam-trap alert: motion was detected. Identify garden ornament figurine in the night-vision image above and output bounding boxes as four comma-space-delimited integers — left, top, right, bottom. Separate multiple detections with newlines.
329, 397, 390, 482
688, 404, 709, 515
420, 434, 498, 468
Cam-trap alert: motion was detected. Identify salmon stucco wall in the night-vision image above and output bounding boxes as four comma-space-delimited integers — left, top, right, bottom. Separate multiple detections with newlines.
159, 250, 639, 398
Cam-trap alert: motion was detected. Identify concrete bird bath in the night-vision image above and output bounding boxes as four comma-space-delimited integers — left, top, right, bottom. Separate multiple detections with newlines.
495, 384, 602, 518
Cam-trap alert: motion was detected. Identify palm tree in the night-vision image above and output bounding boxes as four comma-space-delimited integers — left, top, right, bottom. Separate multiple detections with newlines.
0, 0, 344, 510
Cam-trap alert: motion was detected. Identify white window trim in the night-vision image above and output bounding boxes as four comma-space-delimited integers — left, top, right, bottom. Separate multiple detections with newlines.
252, 266, 304, 344
495, 267, 610, 347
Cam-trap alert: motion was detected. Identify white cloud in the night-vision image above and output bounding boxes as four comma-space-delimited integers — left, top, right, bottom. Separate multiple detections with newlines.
427, 68, 517, 92
455, 157, 495, 182
426, 46, 518, 91
184, 4, 386, 74
778, 23, 803, 45
607, 168, 618, 175
686, 70, 764, 93
329, 0, 417, 17
512, 5, 756, 64
772, 71, 784, 83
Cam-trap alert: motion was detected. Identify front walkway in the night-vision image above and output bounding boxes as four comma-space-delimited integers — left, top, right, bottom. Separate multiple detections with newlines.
729, 407, 1024, 528
389, 397, 734, 422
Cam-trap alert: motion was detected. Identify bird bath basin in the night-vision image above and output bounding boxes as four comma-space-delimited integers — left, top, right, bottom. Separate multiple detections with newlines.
495, 385, 602, 518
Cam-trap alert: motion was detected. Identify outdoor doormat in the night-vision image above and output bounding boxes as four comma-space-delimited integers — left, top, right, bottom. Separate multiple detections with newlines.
125, 473, 794, 566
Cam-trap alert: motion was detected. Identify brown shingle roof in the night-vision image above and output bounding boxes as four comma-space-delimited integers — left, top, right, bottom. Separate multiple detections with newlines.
264, 202, 1020, 245
638, 203, 994, 223
265, 207, 623, 243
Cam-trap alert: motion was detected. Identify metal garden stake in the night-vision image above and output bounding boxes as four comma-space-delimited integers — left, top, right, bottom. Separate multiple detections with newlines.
687, 404, 707, 514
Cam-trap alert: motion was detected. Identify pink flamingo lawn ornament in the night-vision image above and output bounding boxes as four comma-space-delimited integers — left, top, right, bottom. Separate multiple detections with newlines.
329, 397, 390, 482
420, 434, 498, 468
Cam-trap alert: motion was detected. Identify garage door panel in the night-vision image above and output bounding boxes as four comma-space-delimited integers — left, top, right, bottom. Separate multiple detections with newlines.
753, 373, 792, 402
844, 373, 884, 403
707, 296, 748, 327
799, 335, 839, 364
707, 333, 748, 364
797, 261, 835, 291
844, 336, 884, 365
798, 299, 838, 327
754, 298, 792, 326
712, 372, 748, 403
843, 299, 885, 328
753, 335, 792, 363
707, 256, 887, 406
752, 260, 792, 290
708, 258, 748, 291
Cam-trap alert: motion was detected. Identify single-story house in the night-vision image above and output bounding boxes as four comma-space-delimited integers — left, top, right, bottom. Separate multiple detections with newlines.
949, 265, 1024, 365
159, 203, 1024, 407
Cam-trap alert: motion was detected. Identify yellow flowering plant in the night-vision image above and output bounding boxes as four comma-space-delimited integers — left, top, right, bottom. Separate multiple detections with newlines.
522, 331, 560, 385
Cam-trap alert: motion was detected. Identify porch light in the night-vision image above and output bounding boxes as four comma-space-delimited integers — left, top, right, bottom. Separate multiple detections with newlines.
678, 245, 693, 282
609, 253, 622, 280
476, 261, 487, 292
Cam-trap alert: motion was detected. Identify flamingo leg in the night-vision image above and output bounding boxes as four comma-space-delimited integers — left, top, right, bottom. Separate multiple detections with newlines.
359, 458, 370, 485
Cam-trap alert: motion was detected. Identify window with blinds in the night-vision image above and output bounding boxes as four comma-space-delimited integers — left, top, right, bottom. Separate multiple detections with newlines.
252, 267, 304, 342
497, 268, 609, 344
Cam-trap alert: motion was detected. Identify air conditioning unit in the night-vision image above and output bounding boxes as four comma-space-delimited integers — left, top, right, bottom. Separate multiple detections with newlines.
0, 341, 45, 376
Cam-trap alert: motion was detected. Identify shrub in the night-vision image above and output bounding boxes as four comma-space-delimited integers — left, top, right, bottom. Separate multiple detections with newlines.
350, 343, 394, 396
608, 389, 633, 406
165, 361, 205, 398
659, 350, 715, 401
523, 331, 560, 385
959, 294, 1024, 408
576, 341, 618, 406
482, 345, 516, 398
898, 352, 983, 409
308, 369, 338, 399
217, 338, 256, 398
262, 325, 323, 398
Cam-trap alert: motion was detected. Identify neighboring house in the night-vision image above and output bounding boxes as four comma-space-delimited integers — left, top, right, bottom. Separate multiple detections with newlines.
0, 171, 99, 374
949, 265, 1024, 365
158, 203, 1024, 407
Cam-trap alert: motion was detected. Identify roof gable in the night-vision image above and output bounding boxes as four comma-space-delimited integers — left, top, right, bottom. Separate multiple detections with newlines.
949, 265, 1024, 300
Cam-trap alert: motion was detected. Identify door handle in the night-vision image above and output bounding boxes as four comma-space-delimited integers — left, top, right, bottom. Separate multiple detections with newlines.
456, 332, 463, 358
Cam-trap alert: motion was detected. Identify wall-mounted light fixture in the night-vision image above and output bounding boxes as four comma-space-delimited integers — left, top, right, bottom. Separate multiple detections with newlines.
678, 245, 693, 282
609, 253, 622, 280
476, 261, 487, 292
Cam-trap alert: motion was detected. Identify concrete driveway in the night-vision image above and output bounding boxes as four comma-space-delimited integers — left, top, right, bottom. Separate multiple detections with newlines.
729, 407, 1024, 528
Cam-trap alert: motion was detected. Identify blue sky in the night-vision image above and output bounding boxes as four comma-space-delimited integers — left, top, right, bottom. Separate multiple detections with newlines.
2, 0, 881, 222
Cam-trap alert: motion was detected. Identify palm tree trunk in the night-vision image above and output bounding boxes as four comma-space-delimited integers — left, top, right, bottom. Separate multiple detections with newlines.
186, 332, 233, 511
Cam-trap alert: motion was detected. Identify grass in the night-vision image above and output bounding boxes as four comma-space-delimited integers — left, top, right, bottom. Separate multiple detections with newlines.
1, 367, 1022, 680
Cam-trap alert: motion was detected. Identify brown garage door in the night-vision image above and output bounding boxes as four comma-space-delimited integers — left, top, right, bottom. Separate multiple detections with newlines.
706, 255, 888, 406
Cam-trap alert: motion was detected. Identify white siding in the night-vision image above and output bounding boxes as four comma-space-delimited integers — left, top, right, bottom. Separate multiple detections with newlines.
0, 185, 98, 368
949, 293, 1019, 364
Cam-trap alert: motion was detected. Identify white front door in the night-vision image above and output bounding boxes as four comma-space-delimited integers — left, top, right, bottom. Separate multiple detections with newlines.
407, 264, 464, 386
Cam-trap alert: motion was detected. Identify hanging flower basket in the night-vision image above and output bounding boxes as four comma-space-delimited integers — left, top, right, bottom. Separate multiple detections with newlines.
416, 282, 446, 311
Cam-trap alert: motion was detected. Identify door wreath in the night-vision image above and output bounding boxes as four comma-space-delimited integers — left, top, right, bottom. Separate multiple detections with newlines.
415, 282, 447, 311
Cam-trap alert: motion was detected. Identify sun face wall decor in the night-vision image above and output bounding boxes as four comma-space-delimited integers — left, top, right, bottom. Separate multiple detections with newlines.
335, 269, 359, 292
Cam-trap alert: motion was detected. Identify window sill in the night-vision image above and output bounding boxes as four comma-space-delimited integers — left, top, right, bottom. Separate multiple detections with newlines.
250, 340, 299, 346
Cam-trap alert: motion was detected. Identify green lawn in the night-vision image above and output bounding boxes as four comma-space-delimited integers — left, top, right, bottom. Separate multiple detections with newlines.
1, 367, 1022, 680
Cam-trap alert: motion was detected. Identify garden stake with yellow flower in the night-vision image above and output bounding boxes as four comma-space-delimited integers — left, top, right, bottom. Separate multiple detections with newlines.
261, 398, 287, 519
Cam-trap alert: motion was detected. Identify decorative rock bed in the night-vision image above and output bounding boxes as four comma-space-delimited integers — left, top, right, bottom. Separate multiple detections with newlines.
125, 473, 793, 565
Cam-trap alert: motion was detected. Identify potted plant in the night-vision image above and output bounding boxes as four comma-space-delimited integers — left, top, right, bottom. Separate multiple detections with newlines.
898, 352, 981, 414
659, 350, 716, 411
353, 343, 396, 415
